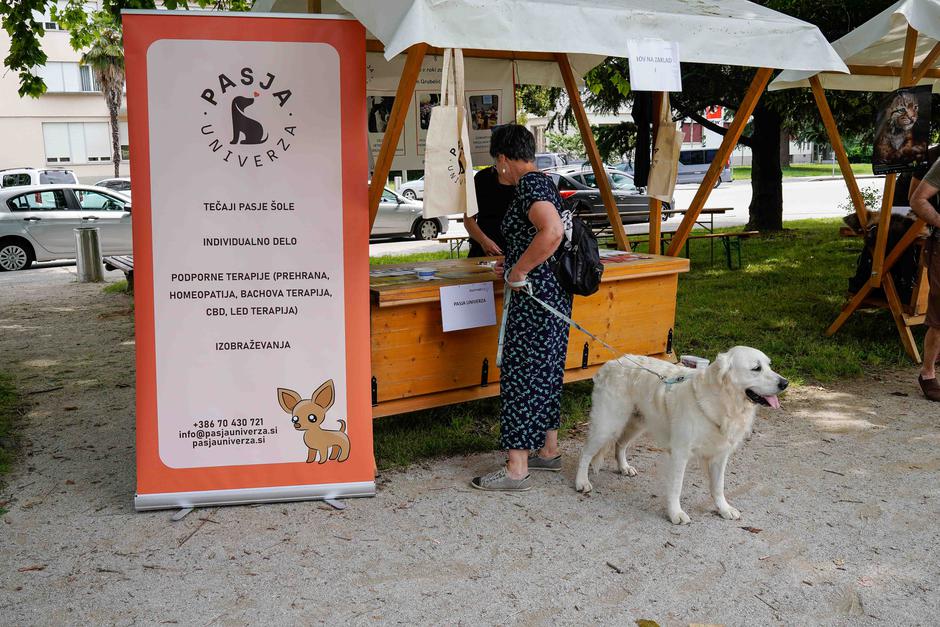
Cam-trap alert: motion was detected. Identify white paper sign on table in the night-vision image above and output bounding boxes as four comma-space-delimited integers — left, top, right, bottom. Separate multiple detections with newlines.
626, 40, 682, 92
440, 281, 496, 332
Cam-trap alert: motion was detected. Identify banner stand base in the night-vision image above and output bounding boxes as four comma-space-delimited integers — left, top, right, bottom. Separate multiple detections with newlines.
135, 481, 375, 512
171, 507, 194, 521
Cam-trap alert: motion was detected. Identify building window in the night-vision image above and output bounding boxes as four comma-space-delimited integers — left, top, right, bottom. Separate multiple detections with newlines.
80, 65, 99, 92
39, 62, 100, 93
42, 122, 112, 164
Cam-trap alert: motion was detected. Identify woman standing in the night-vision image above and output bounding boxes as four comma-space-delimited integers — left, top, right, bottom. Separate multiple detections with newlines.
471, 124, 572, 492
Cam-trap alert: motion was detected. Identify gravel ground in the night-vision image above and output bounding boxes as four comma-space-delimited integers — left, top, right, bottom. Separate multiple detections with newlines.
1, 268, 939, 626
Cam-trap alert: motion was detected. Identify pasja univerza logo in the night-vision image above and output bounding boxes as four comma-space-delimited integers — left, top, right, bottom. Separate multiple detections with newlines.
200, 67, 295, 168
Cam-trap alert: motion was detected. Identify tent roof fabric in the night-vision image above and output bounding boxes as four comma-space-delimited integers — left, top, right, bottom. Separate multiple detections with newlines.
770, 0, 940, 92
335, 0, 848, 76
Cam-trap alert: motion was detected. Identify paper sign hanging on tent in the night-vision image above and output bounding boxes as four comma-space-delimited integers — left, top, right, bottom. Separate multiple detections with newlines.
626, 40, 682, 92
440, 282, 496, 332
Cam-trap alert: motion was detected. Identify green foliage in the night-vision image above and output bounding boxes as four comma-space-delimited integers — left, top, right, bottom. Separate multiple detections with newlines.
594, 122, 637, 163
0, 0, 251, 98
546, 132, 586, 158
515, 84, 561, 118
838, 184, 883, 214
103, 280, 130, 293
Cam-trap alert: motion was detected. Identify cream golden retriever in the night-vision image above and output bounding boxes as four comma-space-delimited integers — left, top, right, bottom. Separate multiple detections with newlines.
575, 346, 787, 525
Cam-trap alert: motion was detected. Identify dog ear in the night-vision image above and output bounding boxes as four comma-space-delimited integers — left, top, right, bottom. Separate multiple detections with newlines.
277, 388, 302, 414
713, 352, 733, 383
312, 380, 336, 412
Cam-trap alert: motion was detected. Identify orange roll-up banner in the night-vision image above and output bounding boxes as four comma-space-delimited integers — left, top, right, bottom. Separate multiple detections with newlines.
124, 11, 373, 510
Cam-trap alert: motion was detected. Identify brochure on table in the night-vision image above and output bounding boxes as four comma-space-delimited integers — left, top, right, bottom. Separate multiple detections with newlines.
124, 12, 373, 510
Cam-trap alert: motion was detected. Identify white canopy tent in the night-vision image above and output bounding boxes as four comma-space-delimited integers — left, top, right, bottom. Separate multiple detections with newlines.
256, 0, 848, 252
770, 0, 940, 93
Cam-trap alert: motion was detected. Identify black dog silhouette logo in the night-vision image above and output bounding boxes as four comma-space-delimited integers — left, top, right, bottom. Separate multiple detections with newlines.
199, 67, 296, 168
230, 93, 268, 145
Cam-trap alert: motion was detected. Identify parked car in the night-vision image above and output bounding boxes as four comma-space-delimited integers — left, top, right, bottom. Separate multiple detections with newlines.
535, 152, 571, 170
678, 148, 733, 186
95, 177, 132, 198
0, 167, 79, 189
398, 176, 424, 201
371, 188, 448, 240
0, 184, 132, 271
545, 166, 669, 225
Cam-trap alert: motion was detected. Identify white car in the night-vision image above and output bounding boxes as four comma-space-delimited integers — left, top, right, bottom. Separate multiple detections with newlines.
95, 177, 132, 199
0, 167, 79, 188
372, 188, 448, 240
0, 184, 132, 271
398, 176, 424, 201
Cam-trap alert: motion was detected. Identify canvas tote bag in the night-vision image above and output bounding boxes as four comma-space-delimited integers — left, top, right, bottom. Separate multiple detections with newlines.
648, 94, 682, 203
423, 48, 478, 219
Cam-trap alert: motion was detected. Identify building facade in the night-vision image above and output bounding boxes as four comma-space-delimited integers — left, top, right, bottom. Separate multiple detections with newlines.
0, 10, 128, 183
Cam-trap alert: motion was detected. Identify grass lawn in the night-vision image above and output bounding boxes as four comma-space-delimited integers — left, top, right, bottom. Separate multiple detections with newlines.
732, 162, 873, 180
371, 218, 918, 469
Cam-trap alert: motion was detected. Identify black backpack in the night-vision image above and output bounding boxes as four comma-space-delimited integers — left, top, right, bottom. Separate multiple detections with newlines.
550, 214, 604, 296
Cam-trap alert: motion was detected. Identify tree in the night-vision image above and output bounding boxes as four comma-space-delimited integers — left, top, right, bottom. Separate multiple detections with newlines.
79, 12, 125, 177
0, 0, 251, 98
583, 0, 900, 231
1, 0, 251, 177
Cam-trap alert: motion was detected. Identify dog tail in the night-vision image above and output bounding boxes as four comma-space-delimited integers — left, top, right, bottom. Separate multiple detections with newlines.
338, 419, 346, 433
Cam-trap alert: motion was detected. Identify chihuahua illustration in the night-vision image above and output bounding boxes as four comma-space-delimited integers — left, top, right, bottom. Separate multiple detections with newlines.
231, 94, 268, 145
277, 380, 350, 464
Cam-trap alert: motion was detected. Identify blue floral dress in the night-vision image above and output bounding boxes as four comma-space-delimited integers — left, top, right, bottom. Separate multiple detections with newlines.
499, 171, 573, 451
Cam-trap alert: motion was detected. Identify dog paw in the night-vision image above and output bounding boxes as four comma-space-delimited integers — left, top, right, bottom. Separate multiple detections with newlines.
718, 505, 741, 520
575, 477, 593, 493
669, 509, 691, 525
618, 463, 638, 477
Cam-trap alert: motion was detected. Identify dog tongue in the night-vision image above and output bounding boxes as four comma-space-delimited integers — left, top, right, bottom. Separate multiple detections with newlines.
764, 395, 780, 409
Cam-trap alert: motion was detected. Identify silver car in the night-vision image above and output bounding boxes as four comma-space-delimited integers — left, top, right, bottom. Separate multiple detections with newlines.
0, 184, 132, 271
372, 188, 449, 240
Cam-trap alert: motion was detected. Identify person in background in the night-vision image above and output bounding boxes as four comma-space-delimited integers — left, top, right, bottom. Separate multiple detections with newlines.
466, 164, 513, 257
908, 147, 940, 402
471, 123, 572, 492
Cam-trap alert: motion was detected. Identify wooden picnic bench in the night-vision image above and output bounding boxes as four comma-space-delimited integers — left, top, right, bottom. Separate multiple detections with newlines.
438, 235, 470, 258
683, 231, 759, 269
103, 255, 134, 291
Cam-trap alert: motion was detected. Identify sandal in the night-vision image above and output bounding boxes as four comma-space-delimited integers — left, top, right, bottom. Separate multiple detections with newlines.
470, 466, 531, 492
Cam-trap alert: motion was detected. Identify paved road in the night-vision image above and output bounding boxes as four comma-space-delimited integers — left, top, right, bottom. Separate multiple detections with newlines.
0, 176, 878, 282
370, 176, 881, 257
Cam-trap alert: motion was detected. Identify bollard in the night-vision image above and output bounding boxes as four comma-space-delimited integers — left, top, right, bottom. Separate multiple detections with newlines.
74, 227, 104, 282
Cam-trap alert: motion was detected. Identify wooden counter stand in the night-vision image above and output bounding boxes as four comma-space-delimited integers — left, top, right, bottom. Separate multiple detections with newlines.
370, 255, 689, 417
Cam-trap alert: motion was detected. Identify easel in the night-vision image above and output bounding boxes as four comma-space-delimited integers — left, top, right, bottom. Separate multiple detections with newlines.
811, 25, 939, 362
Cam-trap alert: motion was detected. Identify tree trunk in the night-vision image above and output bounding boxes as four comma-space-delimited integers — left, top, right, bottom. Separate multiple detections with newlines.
109, 96, 120, 178
779, 126, 790, 167
747, 106, 784, 231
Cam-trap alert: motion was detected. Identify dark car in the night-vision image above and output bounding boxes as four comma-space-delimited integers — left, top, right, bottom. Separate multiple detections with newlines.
545, 166, 670, 226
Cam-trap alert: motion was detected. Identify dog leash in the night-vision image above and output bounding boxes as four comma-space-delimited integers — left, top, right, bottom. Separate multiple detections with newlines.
495, 271, 686, 387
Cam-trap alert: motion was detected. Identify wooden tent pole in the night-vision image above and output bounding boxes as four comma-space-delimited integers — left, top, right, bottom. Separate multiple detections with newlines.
666, 67, 773, 257
809, 76, 867, 227
870, 25, 918, 286
648, 92, 664, 255
912, 42, 940, 83
557, 53, 630, 252
368, 43, 428, 228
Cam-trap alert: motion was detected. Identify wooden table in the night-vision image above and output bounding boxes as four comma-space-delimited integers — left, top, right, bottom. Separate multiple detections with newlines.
369, 254, 689, 417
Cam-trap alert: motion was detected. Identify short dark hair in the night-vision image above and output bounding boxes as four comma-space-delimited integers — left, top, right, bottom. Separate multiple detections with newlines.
489, 123, 536, 162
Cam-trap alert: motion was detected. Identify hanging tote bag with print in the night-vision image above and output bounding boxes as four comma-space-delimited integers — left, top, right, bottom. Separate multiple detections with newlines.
423, 48, 478, 219
648, 94, 682, 203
